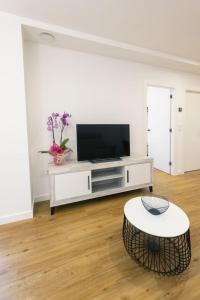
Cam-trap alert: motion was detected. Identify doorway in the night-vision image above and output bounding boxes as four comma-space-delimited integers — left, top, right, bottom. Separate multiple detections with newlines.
184, 91, 200, 172
147, 86, 173, 174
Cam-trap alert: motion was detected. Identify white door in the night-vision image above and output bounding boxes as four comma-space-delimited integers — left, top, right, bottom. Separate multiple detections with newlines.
125, 163, 151, 187
147, 86, 172, 174
55, 171, 91, 201
184, 92, 200, 171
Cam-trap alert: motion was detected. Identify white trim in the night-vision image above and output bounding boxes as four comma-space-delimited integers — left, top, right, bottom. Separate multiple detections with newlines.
0, 210, 33, 225
34, 193, 50, 203
171, 170, 184, 176
186, 90, 200, 94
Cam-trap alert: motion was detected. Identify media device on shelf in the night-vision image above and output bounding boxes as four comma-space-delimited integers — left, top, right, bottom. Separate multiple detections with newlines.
76, 124, 130, 163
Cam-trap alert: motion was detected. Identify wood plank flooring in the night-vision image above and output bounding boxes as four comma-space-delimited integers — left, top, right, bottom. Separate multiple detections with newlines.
0, 170, 200, 300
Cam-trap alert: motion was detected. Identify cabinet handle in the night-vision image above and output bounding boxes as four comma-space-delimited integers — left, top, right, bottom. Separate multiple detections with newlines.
127, 170, 129, 183
88, 176, 90, 190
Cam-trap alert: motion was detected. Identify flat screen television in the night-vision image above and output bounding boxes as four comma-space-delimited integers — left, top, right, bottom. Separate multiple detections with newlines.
76, 124, 130, 162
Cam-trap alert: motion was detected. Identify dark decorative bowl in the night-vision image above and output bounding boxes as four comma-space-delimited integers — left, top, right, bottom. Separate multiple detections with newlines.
141, 196, 169, 215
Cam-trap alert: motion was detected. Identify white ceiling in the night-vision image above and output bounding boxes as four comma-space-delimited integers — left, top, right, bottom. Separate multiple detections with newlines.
0, 0, 200, 61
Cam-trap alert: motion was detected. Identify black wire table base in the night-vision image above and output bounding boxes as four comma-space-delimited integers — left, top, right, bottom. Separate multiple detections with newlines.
123, 215, 191, 275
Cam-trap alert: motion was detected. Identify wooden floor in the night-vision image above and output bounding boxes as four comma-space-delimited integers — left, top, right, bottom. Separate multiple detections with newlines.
0, 170, 200, 300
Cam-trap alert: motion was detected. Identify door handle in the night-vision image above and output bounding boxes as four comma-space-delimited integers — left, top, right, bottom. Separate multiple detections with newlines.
88, 176, 90, 190
147, 129, 151, 132
127, 170, 129, 183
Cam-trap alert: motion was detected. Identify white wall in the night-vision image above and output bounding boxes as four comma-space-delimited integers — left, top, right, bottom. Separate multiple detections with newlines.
0, 13, 32, 224
184, 92, 200, 172
24, 41, 200, 201
24, 42, 144, 200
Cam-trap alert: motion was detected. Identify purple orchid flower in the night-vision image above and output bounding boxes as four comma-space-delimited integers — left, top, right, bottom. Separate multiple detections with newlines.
45, 111, 71, 147
52, 112, 59, 118
62, 112, 69, 118
61, 112, 71, 126
61, 116, 67, 126
47, 116, 52, 131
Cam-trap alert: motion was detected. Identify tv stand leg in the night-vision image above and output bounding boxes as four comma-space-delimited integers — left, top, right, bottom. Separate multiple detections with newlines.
149, 186, 153, 192
51, 207, 55, 215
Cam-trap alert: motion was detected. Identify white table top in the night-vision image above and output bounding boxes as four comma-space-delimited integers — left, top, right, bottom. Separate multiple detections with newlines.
48, 156, 153, 175
124, 197, 190, 238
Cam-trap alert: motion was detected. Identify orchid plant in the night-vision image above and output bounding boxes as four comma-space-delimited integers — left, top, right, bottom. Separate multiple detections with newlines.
39, 112, 72, 158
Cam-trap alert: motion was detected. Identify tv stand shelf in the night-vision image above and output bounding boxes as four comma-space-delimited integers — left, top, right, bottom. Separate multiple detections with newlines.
91, 166, 123, 182
92, 178, 123, 193
92, 173, 124, 182
48, 156, 153, 215
91, 166, 124, 192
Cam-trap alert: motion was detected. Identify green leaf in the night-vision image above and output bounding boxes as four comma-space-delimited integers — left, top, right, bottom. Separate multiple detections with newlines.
60, 138, 69, 149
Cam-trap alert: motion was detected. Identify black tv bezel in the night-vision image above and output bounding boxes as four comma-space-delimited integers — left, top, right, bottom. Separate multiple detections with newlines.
76, 124, 130, 162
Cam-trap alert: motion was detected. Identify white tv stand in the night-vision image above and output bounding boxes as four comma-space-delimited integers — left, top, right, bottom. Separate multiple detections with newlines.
48, 156, 153, 215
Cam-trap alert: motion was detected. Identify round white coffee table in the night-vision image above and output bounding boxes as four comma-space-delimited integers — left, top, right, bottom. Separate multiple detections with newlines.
123, 197, 191, 275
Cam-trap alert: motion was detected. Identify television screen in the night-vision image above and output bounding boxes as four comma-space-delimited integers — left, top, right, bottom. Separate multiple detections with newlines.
76, 124, 130, 161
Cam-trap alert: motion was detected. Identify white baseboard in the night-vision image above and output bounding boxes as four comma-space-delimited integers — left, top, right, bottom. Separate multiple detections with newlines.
0, 210, 33, 225
34, 193, 50, 203
171, 170, 185, 176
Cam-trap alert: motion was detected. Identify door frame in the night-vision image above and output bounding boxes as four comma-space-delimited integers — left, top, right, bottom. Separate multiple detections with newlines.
145, 84, 175, 175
